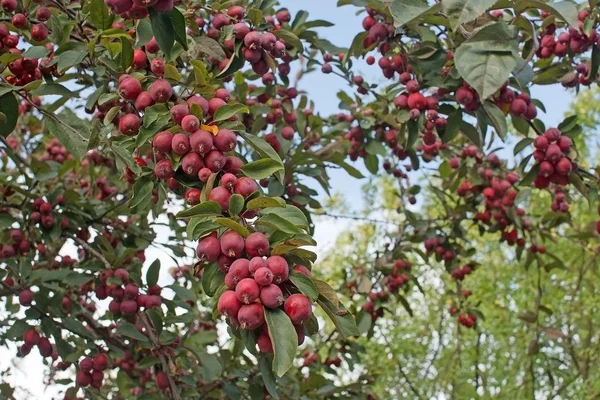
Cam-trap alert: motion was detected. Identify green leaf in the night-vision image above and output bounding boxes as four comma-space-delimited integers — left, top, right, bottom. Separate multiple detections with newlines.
389, 0, 440, 28
0, 93, 18, 137
514, 138, 534, 155
454, 22, 519, 100
257, 214, 303, 234
215, 217, 250, 237
264, 308, 297, 377
241, 159, 284, 180
261, 205, 309, 229
482, 102, 508, 140
57, 50, 87, 73
130, 178, 154, 213
514, 0, 578, 28
120, 37, 134, 71
201, 263, 225, 297
460, 122, 481, 147
258, 355, 280, 399
169, 283, 196, 301
149, 7, 174, 58
22, 46, 50, 59
588, 44, 600, 81
289, 272, 318, 302
364, 154, 378, 174
176, 201, 222, 218
31, 83, 75, 97
238, 131, 285, 182
246, 196, 286, 210
317, 295, 359, 339
136, 18, 153, 47
89, 0, 114, 29
115, 322, 150, 342
273, 29, 304, 53
228, 194, 244, 216
168, 8, 188, 50
146, 259, 160, 287
45, 118, 89, 160
194, 36, 226, 60
213, 104, 250, 122
365, 140, 387, 156
441, 0, 498, 31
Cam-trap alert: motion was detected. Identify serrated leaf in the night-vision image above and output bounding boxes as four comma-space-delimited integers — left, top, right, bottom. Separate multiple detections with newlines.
289, 272, 318, 302
240, 159, 284, 180
441, 0, 498, 31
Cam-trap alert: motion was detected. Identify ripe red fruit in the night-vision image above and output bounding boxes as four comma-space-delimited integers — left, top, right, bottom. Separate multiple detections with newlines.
93, 353, 110, 371
235, 278, 260, 304
249, 257, 268, 275
228, 258, 250, 286
208, 186, 231, 210
135, 91, 154, 111
105, 0, 132, 14
214, 129, 237, 152
76, 370, 92, 387
220, 231, 245, 258
259, 284, 284, 308
153, 130, 173, 153
407, 92, 426, 110
237, 303, 265, 330
1, 0, 17, 12
170, 104, 189, 124
218, 290, 243, 317
149, 79, 173, 102
154, 159, 174, 180
545, 144, 562, 163
31, 24, 49, 41
555, 157, 572, 175
557, 135, 572, 153
23, 329, 41, 346
539, 161, 554, 177
108, 300, 121, 315
35, 7, 50, 21
544, 128, 561, 142
208, 97, 226, 115
131, 49, 147, 69
233, 22, 250, 39
119, 114, 141, 136
533, 135, 549, 151
19, 289, 34, 306
171, 133, 190, 155
38, 337, 53, 357
234, 177, 258, 197
245, 232, 269, 258
510, 99, 527, 115
284, 294, 312, 325
257, 329, 273, 353
181, 153, 204, 176
150, 58, 165, 75
244, 31, 263, 49
254, 267, 273, 286
221, 173, 238, 190
196, 236, 221, 262
79, 357, 93, 373
267, 256, 289, 284
155, 372, 169, 390
11, 13, 27, 29
187, 95, 209, 114
120, 300, 138, 315
181, 115, 200, 133
190, 129, 214, 154
118, 77, 142, 100
204, 150, 225, 172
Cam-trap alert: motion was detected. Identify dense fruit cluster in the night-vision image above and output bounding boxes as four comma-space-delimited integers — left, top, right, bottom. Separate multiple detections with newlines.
532, 127, 575, 212
202, 231, 313, 352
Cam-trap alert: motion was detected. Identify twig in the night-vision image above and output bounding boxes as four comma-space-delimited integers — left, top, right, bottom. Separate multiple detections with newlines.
73, 236, 112, 270
139, 313, 181, 400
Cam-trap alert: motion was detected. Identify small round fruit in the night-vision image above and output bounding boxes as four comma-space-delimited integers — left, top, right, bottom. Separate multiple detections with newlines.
237, 303, 265, 330
235, 278, 260, 304
245, 232, 269, 258
283, 294, 312, 325
218, 290, 242, 318
267, 256, 289, 284
196, 235, 221, 262
259, 284, 283, 308
220, 231, 245, 258
254, 267, 273, 286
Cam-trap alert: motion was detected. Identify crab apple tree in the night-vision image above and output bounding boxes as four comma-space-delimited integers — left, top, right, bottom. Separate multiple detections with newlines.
1, 0, 600, 399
